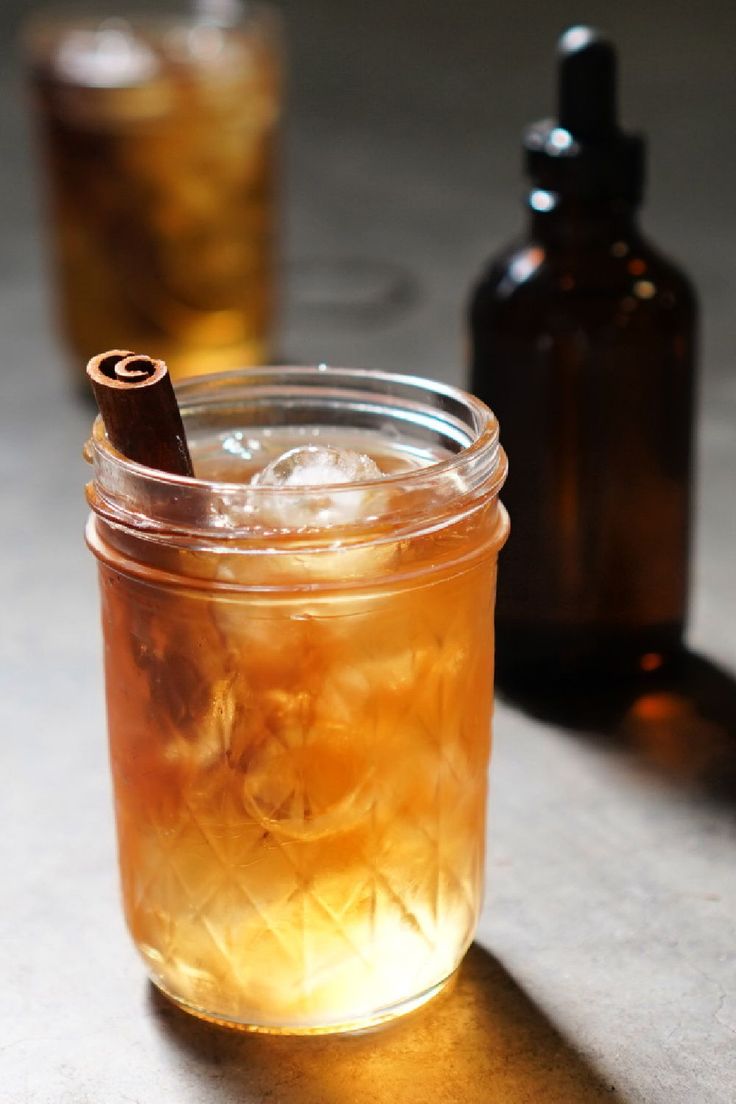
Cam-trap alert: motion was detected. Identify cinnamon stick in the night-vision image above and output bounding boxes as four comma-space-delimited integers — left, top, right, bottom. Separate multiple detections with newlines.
87, 350, 194, 477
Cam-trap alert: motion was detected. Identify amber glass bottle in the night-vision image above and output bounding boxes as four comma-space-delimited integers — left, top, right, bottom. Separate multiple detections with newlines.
469, 27, 697, 685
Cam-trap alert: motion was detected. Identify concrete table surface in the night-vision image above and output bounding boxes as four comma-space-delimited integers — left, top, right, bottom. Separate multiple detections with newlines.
1, 2, 735, 1102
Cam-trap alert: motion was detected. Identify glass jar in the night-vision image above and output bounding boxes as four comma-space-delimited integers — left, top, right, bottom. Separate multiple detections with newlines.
26, 1, 282, 382
85, 366, 508, 1033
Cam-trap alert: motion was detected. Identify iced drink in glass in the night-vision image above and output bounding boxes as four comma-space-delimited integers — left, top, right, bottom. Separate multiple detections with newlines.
27, 3, 281, 382
85, 367, 508, 1032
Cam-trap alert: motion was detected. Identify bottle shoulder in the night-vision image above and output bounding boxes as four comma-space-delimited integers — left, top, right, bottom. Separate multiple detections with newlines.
633, 235, 698, 309
470, 230, 697, 327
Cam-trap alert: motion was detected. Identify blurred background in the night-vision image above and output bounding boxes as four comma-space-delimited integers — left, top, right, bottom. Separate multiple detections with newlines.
4, 0, 735, 374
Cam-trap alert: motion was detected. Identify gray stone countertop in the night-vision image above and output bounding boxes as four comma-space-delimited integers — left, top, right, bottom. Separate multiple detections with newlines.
1, 2, 735, 1101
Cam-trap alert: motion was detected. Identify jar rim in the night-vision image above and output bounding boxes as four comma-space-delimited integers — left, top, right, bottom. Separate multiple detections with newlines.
86, 365, 506, 543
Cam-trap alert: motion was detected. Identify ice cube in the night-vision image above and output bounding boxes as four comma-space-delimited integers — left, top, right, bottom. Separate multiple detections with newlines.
251, 445, 385, 528
253, 445, 382, 488
210, 445, 395, 600
55, 27, 160, 87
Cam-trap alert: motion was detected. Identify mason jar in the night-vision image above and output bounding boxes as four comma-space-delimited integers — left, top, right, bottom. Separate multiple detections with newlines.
85, 366, 508, 1033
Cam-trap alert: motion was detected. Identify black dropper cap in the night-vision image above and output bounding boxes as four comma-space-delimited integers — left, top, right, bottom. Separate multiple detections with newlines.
524, 26, 645, 203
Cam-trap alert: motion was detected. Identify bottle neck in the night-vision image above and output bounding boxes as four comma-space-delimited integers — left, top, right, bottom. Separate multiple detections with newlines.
527, 189, 641, 250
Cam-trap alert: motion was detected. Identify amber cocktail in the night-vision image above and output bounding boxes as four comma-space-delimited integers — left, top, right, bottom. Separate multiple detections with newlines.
85, 367, 508, 1032
27, 3, 281, 381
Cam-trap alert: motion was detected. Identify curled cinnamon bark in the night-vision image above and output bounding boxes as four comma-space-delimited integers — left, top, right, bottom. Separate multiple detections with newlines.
86, 350, 194, 477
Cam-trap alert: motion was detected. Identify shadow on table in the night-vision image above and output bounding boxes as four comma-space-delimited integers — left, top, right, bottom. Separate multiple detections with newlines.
148, 943, 621, 1103
500, 649, 736, 809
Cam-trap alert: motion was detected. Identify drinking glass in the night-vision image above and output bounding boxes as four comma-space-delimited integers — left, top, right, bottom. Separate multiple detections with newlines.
27, 2, 282, 382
